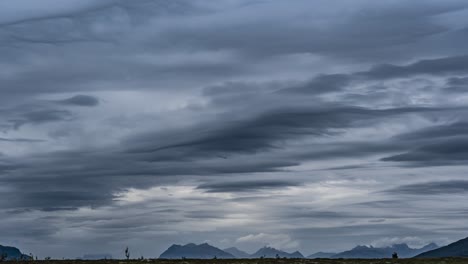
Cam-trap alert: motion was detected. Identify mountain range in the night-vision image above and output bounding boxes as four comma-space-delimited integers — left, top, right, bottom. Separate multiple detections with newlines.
223, 247, 251, 258
160, 242, 440, 259
415, 237, 468, 258
250, 246, 304, 258
8, 236, 468, 260
159, 243, 235, 259
159, 244, 304, 259
330, 243, 438, 259
0, 245, 31, 260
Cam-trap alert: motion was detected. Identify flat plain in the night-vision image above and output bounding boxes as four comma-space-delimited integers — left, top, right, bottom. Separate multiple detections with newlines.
9, 259, 468, 264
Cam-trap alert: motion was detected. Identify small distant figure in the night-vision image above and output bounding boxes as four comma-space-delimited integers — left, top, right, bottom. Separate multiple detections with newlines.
125, 246, 130, 260
392, 252, 398, 259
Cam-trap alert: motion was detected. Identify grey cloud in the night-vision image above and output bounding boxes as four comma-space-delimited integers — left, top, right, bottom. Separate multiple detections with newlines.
0, 0, 117, 26
359, 55, 468, 79
379, 122, 468, 166
196, 180, 301, 193
0, 104, 456, 211
447, 76, 468, 86
381, 137, 468, 164
0, 149, 297, 211
57, 95, 99, 107
279, 55, 468, 96
156, 1, 463, 60
280, 74, 351, 94
395, 122, 468, 140
0, 137, 45, 143
184, 210, 226, 219
352, 200, 408, 209
128, 105, 451, 157
9, 109, 73, 129
445, 76, 468, 93
384, 180, 468, 195
278, 210, 353, 220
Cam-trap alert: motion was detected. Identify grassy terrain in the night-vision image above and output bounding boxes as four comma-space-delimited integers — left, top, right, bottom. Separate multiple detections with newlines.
8, 259, 468, 264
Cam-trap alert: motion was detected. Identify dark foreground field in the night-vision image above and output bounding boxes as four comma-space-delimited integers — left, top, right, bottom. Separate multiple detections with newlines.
10, 259, 468, 264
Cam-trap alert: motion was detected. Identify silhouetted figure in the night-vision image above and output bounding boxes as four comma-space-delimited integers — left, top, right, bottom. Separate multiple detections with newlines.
125, 247, 130, 260
392, 252, 398, 259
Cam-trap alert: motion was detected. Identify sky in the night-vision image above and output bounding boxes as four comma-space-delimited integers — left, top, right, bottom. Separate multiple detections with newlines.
1, 0, 468, 259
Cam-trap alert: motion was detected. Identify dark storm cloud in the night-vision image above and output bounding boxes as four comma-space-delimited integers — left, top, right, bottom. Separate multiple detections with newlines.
447, 76, 468, 86
352, 200, 408, 209
0, 103, 459, 211
0, 148, 297, 210
278, 54, 468, 96
184, 210, 226, 219
57, 95, 99, 107
384, 180, 468, 195
395, 122, 468, 140
0, 101, 80, 131
280, 74, 351, 94
128, 105, 454, 157
13, 191, 111, 209
277, 210, 353, 220
359, 55, 468, 79
379, 122, 468, 165
445, 76, 468, 93
196, 180, 301, 193
381, 137, 468, 164
9, 109, 73, 129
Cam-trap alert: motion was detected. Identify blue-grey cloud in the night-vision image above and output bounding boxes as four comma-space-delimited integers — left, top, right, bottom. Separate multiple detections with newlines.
57, 95, 99, 107
384, 180, 468, 195
9, 109, 73, 129
359, 55, 468, 79
197, 180, 301, 193
0, 137, 45, 142
381, 137, 468, 164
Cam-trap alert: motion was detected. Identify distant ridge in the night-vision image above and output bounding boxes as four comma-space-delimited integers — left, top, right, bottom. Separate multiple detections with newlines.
159, 243, 306, 259
331, 243, 438, 259
250, 246, 304, 258
159, 241, 440, 260
0, 245, 31, 260
415, 237, 468, 258
223, 247, 250, 258
159, 243, 235, 259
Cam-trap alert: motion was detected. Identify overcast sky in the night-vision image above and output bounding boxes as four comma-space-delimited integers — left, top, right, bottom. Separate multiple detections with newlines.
1, 0, 468, 259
